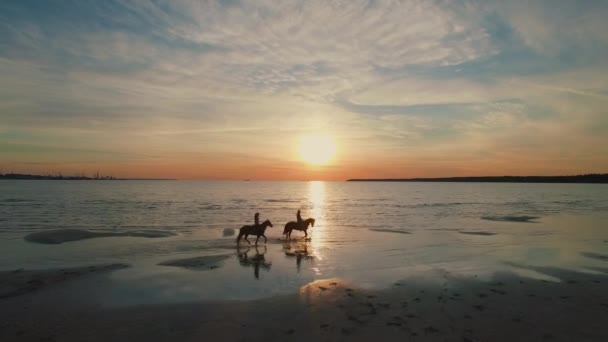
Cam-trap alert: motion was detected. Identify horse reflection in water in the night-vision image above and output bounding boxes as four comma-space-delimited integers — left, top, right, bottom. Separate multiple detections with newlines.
283, 240, 315, 272
237, 245, 271, 279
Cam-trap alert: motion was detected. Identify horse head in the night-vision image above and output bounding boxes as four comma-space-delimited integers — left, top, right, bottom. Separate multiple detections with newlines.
263, 219, 273, 228
308, 218, 315, 227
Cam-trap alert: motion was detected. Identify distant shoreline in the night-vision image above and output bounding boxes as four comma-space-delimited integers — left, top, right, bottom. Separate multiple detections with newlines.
0, 173, 176, 181
347, 174, 608, 184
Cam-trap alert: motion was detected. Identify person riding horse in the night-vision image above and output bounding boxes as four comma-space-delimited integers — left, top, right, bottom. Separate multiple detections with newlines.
237, 213, 273, 245
283, 210, 315, 239
296, 210, 303, 228
254, 212, 260, 229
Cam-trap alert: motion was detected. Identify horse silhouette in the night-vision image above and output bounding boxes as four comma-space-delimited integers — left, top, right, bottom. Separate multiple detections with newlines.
236, 219, 273, 245
283, 217, 315, 239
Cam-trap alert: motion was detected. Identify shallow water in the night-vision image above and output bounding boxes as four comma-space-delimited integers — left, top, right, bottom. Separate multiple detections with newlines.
1, 180, 607, 305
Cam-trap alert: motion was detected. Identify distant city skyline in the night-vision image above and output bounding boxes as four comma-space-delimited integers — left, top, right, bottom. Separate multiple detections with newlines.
1, 1, 607, 180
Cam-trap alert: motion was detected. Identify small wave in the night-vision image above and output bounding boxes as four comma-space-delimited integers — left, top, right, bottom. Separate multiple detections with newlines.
158, 255, 231, 270
24, 229, 176, 244
199, 205, 223, 210
83, 200, 133, 205
336, 224, 387, 229
581, 252, 608, 262
391, 202, 481, 209
265, 199, 300, 203
369, 228, 411, 235
481, 215, 539, 223
458, 231, 497, 236
1, 198, 35, 203
223, 228, 235, 237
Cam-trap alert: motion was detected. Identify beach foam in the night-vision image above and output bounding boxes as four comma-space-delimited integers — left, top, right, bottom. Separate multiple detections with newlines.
24, 229, 176, 244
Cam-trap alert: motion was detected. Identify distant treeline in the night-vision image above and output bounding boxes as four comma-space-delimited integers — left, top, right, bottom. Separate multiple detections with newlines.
0, 172, 120, 180
0, 173, 175, 181
347, 174, 608, 184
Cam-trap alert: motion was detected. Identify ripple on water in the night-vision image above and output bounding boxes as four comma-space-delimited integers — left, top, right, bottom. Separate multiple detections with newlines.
458, 231, 497, 236
481, 215, 540, 223
369, 228, 411, 235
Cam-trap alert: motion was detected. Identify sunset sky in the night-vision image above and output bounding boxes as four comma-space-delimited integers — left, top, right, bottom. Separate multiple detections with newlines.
1, 0, 607, 180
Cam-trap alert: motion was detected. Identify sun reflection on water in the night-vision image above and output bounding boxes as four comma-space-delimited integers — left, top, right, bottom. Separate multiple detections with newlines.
308, 181, 326, 270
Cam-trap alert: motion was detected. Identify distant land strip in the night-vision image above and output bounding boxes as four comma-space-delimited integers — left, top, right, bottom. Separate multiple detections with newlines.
347, 174, 608, 184
0, 173, 175, 181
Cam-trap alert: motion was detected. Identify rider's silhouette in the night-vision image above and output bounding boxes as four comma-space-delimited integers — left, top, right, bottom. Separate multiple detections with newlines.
254, 212, 260, 229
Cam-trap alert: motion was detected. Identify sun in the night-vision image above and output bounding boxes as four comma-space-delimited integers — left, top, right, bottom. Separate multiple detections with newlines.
299, 134, 336, 165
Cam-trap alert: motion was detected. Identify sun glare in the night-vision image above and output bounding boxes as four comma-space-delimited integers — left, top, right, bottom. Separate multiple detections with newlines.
299, 135, 336, 165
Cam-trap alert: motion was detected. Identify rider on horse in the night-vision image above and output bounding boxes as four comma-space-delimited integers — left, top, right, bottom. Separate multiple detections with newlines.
254, 212, 260, 229
296, 210, 303, 228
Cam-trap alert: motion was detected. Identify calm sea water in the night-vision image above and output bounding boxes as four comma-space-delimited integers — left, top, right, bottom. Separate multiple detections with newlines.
1, 180, 607, 304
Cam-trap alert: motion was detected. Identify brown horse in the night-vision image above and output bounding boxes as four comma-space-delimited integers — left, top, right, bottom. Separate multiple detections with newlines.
236, 219, 273, 245
283, 218, 315, 239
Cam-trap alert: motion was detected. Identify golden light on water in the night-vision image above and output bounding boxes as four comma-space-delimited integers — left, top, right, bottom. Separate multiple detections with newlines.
298, 135, 336, 165
308, 181, 326, 269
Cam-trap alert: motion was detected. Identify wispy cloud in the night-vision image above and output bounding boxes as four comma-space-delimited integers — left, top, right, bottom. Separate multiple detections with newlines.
0, 0, 607, 179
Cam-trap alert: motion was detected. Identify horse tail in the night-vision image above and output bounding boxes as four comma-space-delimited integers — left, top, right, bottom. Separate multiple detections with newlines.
283, 222, 291, 235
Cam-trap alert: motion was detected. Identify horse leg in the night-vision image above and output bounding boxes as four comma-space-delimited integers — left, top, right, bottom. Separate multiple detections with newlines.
255, 235, 260, 245
263, 234, 267, 243
244, 234, 251, 244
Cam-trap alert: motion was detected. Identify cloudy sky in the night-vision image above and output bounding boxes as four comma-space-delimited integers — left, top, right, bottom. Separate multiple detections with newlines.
1, 0, 607, 180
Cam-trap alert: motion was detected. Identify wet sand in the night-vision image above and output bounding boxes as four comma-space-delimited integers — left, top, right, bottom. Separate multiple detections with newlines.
24, 229, 176, 244
1, 264, 607, 341
158, 255, 231, 270
0, 264, 128, 299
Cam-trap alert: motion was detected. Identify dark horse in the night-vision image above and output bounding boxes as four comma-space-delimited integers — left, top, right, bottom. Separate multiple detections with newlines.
283, 218, 315, 239
236, 219, 273, 245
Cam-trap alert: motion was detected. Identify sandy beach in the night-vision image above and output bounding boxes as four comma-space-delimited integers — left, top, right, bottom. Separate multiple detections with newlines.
2, 260, 608, 342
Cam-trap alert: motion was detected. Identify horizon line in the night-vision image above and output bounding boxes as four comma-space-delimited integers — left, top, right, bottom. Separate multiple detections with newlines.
2, 172, 608, 182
